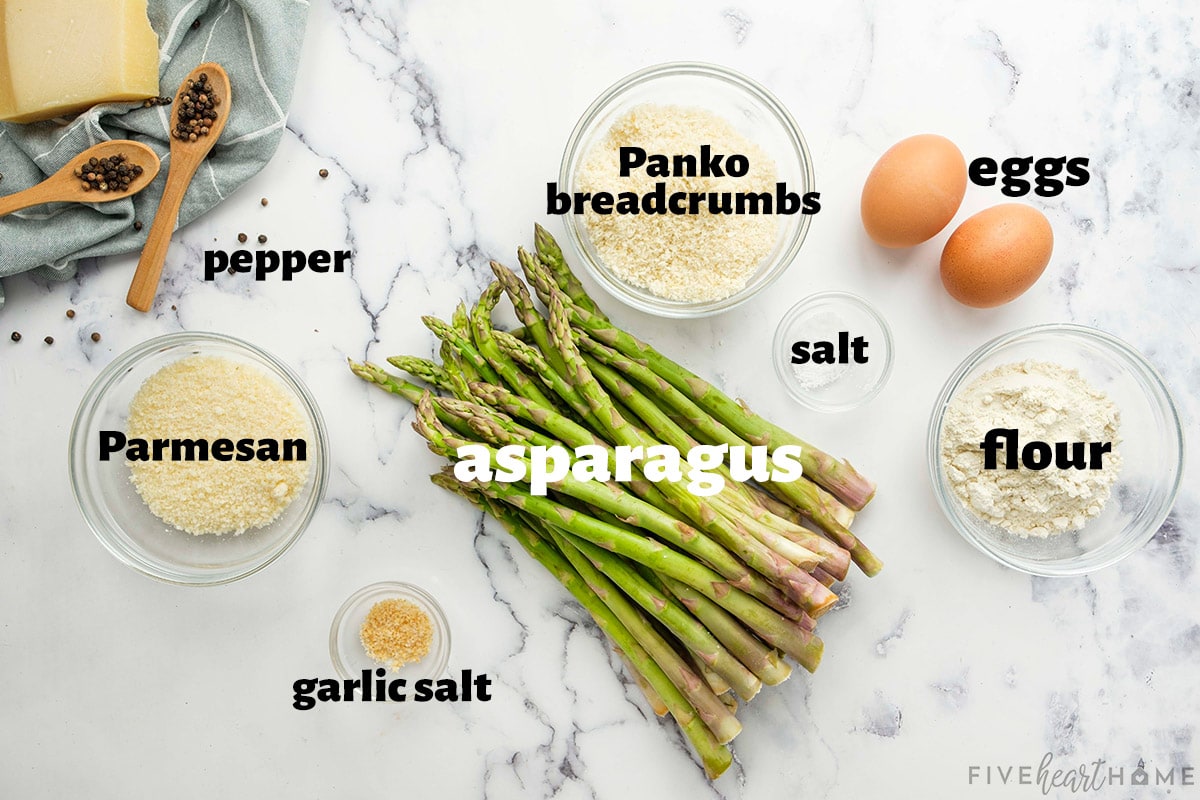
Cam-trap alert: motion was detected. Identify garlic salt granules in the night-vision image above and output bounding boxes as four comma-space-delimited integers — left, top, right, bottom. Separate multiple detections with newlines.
940, 360, 1122, 538
577, 104, 780, 303
360, 598, 434, 671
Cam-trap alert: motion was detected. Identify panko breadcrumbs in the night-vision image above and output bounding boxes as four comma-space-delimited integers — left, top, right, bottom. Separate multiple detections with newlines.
577, 103, 780, 303
360, 598, 433, 671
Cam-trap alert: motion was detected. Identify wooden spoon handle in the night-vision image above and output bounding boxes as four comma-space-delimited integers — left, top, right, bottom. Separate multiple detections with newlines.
0, 185, 56, 217
0, 194, 31, 217
126, 156, 199, 312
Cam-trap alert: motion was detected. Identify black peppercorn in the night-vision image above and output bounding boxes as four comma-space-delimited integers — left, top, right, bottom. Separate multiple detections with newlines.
44, 336, 54, 345
10, 331, 20, 342
134, 220, 143, 232
91, 332, 102, 343
237, 233, 248, 244
66, 309, 75, 319
319, 168, 329, 178
74, 153, 141, 194
257, 234, 267, 244
260, 198, 268, 207
173, 73, 219, 141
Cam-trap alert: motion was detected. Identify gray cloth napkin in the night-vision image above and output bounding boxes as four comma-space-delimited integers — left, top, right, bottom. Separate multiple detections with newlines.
0, 0, 309, 309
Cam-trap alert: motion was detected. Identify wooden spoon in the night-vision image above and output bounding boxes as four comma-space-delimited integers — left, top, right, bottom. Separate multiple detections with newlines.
0, 140, 160, 217
126, 63, 231, 312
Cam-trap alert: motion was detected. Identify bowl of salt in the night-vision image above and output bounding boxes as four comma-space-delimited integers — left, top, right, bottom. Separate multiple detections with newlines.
772, 291, 894, 412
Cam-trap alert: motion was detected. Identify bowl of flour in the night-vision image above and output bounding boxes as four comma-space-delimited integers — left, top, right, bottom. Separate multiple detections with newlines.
927, 324, 1183, 576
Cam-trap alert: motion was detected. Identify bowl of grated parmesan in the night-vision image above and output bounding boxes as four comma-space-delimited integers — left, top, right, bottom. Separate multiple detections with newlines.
927, 324, 1183, 576
558, 62, 815, 317
69, 332, 329, 585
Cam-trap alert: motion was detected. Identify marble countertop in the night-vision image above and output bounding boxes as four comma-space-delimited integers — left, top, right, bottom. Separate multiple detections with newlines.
1, 1, 1197, 797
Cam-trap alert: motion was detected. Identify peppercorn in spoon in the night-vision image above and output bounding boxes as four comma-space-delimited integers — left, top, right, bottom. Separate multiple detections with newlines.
127, 63, 231, 312
0, 140, 160, 217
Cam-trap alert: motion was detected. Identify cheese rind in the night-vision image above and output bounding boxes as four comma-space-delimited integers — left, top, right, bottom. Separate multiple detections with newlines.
0, 0, 159, 123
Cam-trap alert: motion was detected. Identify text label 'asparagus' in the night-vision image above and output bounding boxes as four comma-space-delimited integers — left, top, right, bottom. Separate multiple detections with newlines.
454, 443, 804, 496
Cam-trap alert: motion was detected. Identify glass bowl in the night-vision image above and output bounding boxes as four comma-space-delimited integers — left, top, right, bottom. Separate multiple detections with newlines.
69, 332, 328, 586
773, 291, 894, 412
927, 324, 1183, 576
329, 582, 451, 689
558, 61, 815, 318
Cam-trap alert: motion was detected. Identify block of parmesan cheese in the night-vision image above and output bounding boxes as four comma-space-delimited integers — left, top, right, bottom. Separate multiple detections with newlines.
0, 0, 160, 123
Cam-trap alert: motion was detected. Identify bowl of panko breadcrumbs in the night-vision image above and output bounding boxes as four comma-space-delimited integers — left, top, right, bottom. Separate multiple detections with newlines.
329, 582, 451, 687
559, 61, 815, 317
69, 332, 328, 585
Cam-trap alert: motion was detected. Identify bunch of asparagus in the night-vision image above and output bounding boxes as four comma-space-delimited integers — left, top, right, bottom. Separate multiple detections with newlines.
349, 226, 879, 778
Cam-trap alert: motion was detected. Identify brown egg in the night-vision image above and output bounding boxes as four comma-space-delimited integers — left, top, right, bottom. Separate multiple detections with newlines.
940, 204, 1054, 308
861, 134, 967, 248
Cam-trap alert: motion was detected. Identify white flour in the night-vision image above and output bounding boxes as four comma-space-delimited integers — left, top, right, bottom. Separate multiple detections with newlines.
940, 359, 1122, 538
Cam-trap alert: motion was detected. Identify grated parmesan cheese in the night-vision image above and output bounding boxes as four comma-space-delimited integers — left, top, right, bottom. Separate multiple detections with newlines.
577, 103, 780, 303
126, 355, 311, 535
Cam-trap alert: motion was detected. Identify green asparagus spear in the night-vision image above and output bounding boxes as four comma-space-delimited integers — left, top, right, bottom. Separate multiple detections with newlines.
417, 398, 820, 669
479, 477, 823, 671
492, 329, 601, 431
539, 289, 836, 613
579, 303, 875, 508
553, 525, 761, 701
384, 355, 456, 395
450, 410, 808, 619
435, 475, 732, 778
543, 524, 743, 743
468, 282, 557, 410
349, 360, 477, 439
580, 349, 833, 574
517, 231, 875, 509
579, 332, 858, 529
532, 223, 608, 321
614, 644, 670, 716
423, 315, 504, 387
349, 359, 429, 403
